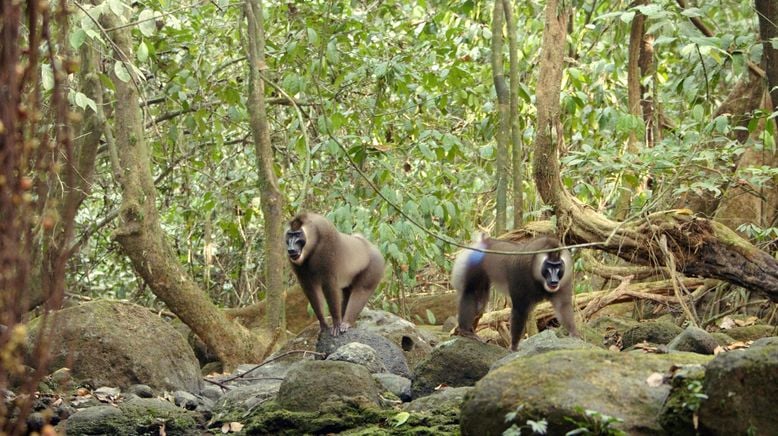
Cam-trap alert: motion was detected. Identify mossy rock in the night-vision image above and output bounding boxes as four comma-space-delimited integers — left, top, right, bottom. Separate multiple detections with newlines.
460, 348, 711, 435
26, 300, 201, 392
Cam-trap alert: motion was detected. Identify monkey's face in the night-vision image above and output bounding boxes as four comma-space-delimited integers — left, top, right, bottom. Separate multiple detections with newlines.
286, 229, 307, 265
541, 259, 565, 292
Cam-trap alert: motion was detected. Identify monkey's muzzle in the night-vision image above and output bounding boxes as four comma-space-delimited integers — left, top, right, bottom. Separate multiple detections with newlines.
288, 250, 301, 261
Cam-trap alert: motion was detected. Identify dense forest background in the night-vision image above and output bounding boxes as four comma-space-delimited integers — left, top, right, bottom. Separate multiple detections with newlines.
2, 0, 777, 409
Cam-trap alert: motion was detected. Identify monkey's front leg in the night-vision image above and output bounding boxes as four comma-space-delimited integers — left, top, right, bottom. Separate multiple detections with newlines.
552, 293, 580, 338
322, 282, 345, 336
509, 303, 532, 352
300, 282, 330, 334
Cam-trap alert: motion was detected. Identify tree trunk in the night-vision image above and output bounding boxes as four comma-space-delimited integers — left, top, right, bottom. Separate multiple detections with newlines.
100, 8, 269, 368
245, 0, 287, 336
534, 0, 778, 300
756, 0, 778, 117
503, 0, 524, 228
28, 36, 103, 311
613, 1, 647, 220
491, 0, 509, 234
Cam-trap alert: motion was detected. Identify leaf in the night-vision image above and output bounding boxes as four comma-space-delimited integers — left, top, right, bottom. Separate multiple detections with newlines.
425, 309, 436, 325
138, 9, 158, 37
113, 61, 131, 82
108, 0, 125, 16
392, 412, 410, 427
41, 63, 54, 91
220, 421, 244, 433
137, 41, 149, 63
69, 29, 87, 49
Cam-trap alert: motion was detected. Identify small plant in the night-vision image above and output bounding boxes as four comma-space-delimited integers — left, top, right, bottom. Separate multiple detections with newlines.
565, 408, 626, 436
502, 405, 548, 435
681, 379, 708, 413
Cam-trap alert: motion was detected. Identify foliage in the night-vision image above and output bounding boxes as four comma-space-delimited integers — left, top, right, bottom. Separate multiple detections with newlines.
59, 0, 776, 309
564, 407, 626, 436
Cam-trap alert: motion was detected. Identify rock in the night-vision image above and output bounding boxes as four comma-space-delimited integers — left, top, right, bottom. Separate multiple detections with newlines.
211, 383, 279, 420
411, 337, 509, 399
492, 330, 597, 369
658, 364, 707, 435
697, 342, 778, 435
173, 390, 199, 410
751, 336, 778, 348
373, 373, 412, 402
356, 309, 436, 367
26, 300, 201, 393
277, 360, 380, 412
721, 325, 776, 342
441, 316, 457, 333
316, 328, 411, 378
326, 342, 387, 373
126, 384, 154, 398
63, 406, 125, 435
667, 326, 718, 354
460, 348, 711, 435
710, 332, 736, 346
621, 321, 684, 348
404, 386, 472, 413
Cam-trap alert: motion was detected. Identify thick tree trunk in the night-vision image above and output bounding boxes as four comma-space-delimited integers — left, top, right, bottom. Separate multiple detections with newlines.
756, 0, 778, 116
100, 9, 268, 368
492, 0, 509, 234
245, 0, 287, 336
534, 0, 778, 300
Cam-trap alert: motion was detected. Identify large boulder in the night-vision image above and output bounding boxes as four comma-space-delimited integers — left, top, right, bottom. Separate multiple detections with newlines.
460, 348, 711, 435
27, 300, 201, 392
411, 337, 509, 399
697, 341, 778, 435
276, 360, 380, 412
492, 330, 598, 369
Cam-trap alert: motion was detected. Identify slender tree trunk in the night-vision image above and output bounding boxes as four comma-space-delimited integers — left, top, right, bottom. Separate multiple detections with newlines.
503, 0, 524, 228
533, 0, 778, 299
613, 1, 647, 220
491, 0, 509, 234
245, 0, 286, 337
100, 7, 268, 368
756, 0, 778, 119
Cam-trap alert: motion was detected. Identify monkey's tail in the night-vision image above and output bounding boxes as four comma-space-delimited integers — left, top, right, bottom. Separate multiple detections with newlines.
450, 240, 486, 292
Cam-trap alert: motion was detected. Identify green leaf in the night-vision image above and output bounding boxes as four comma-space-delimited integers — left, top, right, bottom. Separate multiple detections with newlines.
69, 29, 87, 49
392, 412, 410, 427
41, 63, 54, 91
138, 9, 157, 37
137, 41, 149, 63
113, 61, 131, 82
425, 309, 436, 325
108, 0, 125, 16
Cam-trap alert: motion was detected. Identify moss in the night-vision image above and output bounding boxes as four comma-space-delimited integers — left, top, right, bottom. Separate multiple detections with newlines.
215, 399, 461, 435
722, 325, 777, 342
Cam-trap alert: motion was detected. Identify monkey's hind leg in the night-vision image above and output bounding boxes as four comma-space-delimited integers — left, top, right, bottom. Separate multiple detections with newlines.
341, 259, 383, 333
455, 279, 489, 341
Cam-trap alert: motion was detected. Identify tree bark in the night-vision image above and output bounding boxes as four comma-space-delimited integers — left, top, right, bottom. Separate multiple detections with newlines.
534, 0, 778, 300
503, 0, 524, 228
613, 1, 647, 220
491, 0, 509, 234
245, 0, 286, 337
100, 8, 268, 368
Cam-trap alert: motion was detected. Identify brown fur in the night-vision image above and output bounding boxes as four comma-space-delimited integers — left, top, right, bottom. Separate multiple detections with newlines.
451, 235, 578, 351
286, 212, 385, 336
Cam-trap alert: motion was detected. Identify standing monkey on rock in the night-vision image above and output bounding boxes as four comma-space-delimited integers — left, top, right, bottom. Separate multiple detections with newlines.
285, 212, 385, 336
451, 235, 579, 351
